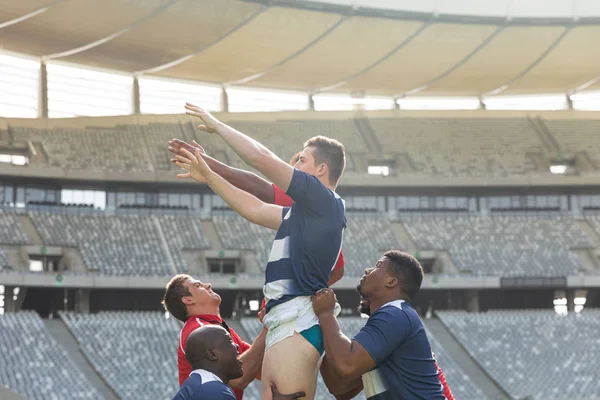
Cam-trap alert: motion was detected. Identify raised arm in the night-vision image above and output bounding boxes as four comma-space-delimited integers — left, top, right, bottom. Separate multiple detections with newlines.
175, 148, 283, 230
228, 328, 267, 390
168, 139, 275, 203
184, 103, 294, 192
312, 289, 376, 380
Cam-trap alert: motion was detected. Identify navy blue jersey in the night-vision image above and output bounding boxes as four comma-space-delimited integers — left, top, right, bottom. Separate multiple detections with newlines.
172, 370, 235, 400
264, 169, 346, 312
353, 301, 445, 400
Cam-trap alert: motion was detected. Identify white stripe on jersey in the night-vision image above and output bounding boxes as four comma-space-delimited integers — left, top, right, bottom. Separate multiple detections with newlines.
268, 237, 290, 263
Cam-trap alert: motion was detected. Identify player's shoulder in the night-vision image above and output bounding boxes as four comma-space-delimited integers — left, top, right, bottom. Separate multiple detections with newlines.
373, 300, 415, 322
181, 317, 207, 338
200, 380, 236, 398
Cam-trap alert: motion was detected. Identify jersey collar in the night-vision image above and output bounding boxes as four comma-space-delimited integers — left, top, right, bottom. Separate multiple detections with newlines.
189, 314, 223, 324
190, 369, 223, 383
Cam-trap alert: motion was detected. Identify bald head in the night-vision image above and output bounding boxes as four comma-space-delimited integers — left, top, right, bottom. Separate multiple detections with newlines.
185, 325, 227, 365
184, 325, 243, 382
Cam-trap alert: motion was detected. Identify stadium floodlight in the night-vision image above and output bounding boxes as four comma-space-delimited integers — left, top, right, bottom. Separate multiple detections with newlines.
368, 165, 390, 176
549, 164, 567, 174
248, 300, 259, 311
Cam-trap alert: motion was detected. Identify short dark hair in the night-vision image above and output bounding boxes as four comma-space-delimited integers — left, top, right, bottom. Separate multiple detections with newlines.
303, 136, 345, 185
289, 152, 301, 166
162, 274, 192, 322
384, 250, 423, 300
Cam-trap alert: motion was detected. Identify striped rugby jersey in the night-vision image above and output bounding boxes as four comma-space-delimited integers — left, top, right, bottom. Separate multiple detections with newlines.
264, 169, 346, 312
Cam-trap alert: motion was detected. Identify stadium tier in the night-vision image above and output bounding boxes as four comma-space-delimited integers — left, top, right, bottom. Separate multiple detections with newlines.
7, 114, 600, 178
425, 331, 486, 400
402, 215, 594, 276
369, 117, 542, 177
438, 309, 600, 400
1, 210, 600, 277
0, 311, 100, 400
28, 212, 211, 276
59, 311, 180, 400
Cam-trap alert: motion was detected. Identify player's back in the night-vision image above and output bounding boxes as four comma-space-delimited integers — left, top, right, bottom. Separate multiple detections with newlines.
354, 301, 445, 400
264, 169, 345, 311
173, 370, 235, 400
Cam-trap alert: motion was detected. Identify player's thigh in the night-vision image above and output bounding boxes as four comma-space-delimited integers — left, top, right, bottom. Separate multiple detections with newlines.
261, 332, 321, 400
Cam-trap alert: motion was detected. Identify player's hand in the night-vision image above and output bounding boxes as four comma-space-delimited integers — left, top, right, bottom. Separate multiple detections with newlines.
270, 383, 306, 400
312, 288, 337, 317
174, 148, 214, 183
257, 308, 266, 324
184, 103, 221, 133
168, 139, 205, 165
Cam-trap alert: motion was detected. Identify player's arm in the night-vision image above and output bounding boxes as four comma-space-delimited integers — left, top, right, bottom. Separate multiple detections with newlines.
320, 356, 363, 397
175, 148, 282, 230
313, 289, 410, 380
185, 103, 294, 192
227, 328, 267, 390
169, 139, 275, 203
312, 289, 375, 380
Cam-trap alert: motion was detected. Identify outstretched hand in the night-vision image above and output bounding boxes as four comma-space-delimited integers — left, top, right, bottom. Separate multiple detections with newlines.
270, 383, 306, 400
174, 148, 214, 183
168, 138, 205, 165
184, 102, 221, 133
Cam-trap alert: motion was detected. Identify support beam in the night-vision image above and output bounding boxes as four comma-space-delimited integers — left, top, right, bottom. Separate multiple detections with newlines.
75, 289, 91, 314
132, 76, 141, 115
221, 87, 229, 112
566, 289, 575, 312
4, 286, 15, 312
308, 94, 315, 111
566, 93, 573, 110
465, 289, 479, 313
39, 62, 48, 118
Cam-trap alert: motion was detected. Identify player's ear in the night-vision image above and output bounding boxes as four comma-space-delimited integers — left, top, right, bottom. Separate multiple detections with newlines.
181, 295, 194, 306
318, 162, 328, 178
206, 348, 218, 361
385, 276, 399, 289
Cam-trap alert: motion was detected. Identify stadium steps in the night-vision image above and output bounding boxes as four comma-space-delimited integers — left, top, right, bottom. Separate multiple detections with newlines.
434, 251, 460, 274
201, 220, 223, 250
44, 318, 120, 400
2, 245, 28, 270
354, 117, 381, 154
390, 222, 417, 253
226, 319, 251, 343
576, 221, 600, 272
63, 248, 89, 273
424, 318, 509, 400
152, 216, 177, 275
17, 215, 42, 245
0, 386, 27, 400
528, 117, 560, 153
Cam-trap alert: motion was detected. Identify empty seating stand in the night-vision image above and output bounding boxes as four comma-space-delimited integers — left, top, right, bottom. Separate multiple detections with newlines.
60, 311, 181, 400
402, 214, 593, 276
438, 309, 600, 400
0, 312, 100, 400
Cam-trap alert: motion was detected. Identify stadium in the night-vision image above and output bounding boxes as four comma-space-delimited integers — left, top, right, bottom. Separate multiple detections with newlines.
1, 0, 600, 399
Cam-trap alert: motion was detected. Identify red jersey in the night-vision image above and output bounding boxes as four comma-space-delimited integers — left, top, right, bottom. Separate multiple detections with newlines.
434, 354, 455, 400
178, 314, 250, 400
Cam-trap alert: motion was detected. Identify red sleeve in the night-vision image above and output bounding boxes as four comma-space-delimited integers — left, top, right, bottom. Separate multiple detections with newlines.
334, 251, 344, 270
436, 359, 454, 400
272, 184, 294, 207
230, 328, 251, 354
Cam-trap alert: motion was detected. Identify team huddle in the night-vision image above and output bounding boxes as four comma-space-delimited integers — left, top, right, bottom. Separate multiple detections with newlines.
161, 103, 454, 399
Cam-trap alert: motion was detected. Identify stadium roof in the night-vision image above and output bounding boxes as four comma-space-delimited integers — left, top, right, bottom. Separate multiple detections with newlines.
2, 0, 600, 97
